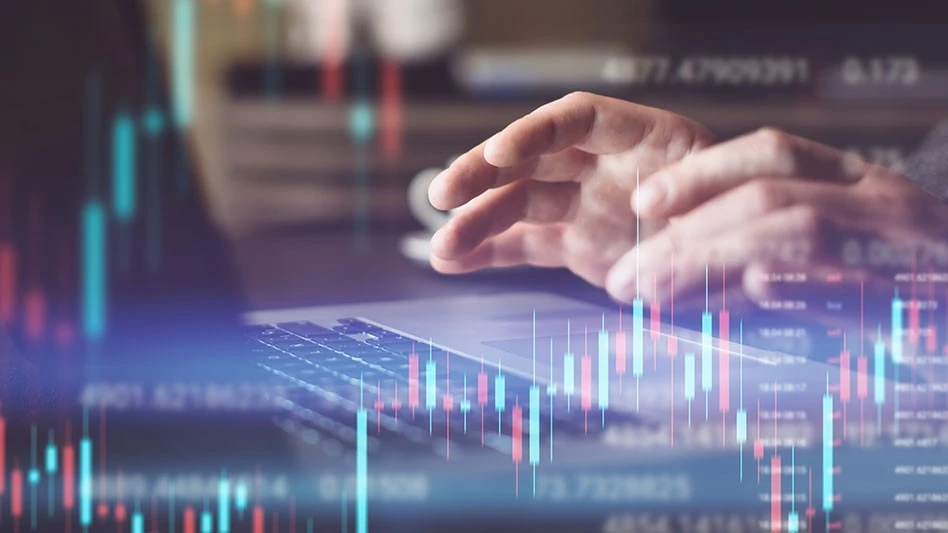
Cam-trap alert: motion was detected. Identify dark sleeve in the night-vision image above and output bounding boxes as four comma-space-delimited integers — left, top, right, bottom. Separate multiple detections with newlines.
904, 119, 948, 202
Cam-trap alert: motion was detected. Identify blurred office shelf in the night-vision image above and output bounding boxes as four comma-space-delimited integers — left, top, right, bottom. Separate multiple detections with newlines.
203, 92, 526, 236
198, 67, 948, 237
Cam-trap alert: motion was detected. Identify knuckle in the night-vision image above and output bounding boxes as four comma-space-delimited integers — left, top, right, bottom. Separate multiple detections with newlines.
662, 227, 684, 262
705, 241, 725, 267
891, 195, 917, 222
682, 119, 715, 152
562, 91, 595, 105
789, 205, 825, 241
901, 197, 932, 228
753, 127, 796, 173
744, 181, 789, 213
550, 92, 599, 148
452, 156, 478, 181
754, 126, 788, 147
434, 227, 463, 258
860, 178, 925, 226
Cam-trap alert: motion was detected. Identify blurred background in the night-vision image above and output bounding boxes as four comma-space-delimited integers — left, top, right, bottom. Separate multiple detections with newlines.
133, 0, 948, 311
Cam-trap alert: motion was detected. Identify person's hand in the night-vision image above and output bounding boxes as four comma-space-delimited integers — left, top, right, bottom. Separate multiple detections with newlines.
427, 92, 713, 286
605, 127, 948, 317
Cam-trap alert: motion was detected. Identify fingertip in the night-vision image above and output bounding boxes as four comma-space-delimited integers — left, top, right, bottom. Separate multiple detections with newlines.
482, 133, 509, 167
429, 255, 458, 274
431, 221, 481, 262
427, 170, 455, 211
604, 260, 637, 304
429, 228, 455, 260
430, 248, 486, 275
741, 261, 775, 304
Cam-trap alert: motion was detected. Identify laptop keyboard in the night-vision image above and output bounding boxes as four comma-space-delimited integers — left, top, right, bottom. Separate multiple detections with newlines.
247, 318, 640, 458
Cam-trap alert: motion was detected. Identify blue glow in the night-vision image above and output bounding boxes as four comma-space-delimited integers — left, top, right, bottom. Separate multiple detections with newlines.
142, 107, 166, 137
891, 294, 903, 364
822, 392, 834, 512
349, 101, 375, 144
632, 298, 644, 377
79, 437, 93, 527
736, 409, 747, 444
132, 511, 145, 533
460, 373, 471, 435
789, 446, 798, 532
356, 408, 368, 533
45, 442, 56, 475
168, 483, 175, 533
494, 372, 506, 414
529, 386, 540, 466
172, 0, 195, 127
201, 510, 213, 533
874, 340, 886, 405
684, 353, 696, 401
425, 360, 437, 412
81, 201, 107, 339
234, 482, 248, 515
218, 473, 230, 533
112, 111, 137, 221
460, 375, 471, 420
788, 512, 799, 533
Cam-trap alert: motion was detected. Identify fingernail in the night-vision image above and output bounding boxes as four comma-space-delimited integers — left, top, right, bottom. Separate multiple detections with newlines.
427, 171, 448, 206
634, 183, 665, 215
429, 229, 450, 258
483, 134, 504, 166
608, 252, 673, 304
606, 268, 637, 303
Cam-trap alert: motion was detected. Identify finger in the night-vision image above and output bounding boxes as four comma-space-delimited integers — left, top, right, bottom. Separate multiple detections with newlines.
667, 178, 868, 241
605, 205, 848, 305
430, 180, 580, 260
626, 180, 863, 302
483, 91, 702, 167
633, 127, 872, 219
430, 223, 566, 274
428, 145, 594, 211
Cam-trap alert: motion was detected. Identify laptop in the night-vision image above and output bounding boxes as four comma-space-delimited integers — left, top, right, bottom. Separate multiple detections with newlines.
237, 287, 864, 526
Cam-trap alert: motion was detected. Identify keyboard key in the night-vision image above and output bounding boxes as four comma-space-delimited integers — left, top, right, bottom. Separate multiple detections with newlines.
290, 347, 334, 358
282, 343, 317, 352
333, 325, 365, 335
366, 340, 415, 353
277, 321, 334, 337
265, 334, 310, 346
242, 324, 275, 336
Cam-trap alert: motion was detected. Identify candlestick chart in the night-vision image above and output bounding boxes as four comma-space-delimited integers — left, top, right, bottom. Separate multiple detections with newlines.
0, 270, 946, 533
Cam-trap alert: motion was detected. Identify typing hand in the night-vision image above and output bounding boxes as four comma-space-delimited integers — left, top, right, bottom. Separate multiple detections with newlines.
427, 92, 712, 287
606, 127, 948, 318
